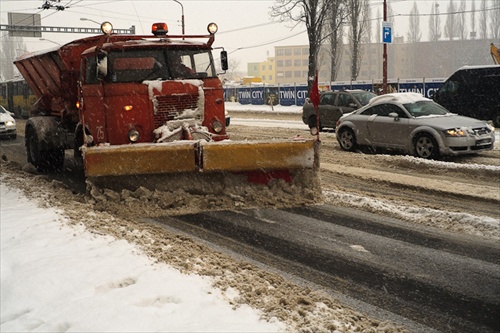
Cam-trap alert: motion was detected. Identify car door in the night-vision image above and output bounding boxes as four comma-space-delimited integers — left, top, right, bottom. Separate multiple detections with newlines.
366, 104, 410, 148
336, 92, 357, 114
318, 92, 340, 127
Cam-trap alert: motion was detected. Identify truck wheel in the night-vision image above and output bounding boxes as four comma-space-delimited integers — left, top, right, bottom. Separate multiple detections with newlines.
413, 133, 439, 159
337, 127, 357, 152
26, 126, 64, 172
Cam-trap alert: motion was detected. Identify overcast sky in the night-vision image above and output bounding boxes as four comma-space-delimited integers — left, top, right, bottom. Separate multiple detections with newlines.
0, 0, 494, 71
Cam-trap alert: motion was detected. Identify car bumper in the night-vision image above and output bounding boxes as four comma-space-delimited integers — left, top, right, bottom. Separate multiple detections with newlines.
441, 135, 495, 155
0, 127, 16, 137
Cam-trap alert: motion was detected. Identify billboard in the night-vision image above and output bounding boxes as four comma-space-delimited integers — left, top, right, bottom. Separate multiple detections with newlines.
8, 13, 42, 37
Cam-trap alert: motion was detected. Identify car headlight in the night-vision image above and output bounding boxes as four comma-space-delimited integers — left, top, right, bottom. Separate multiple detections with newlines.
6, 120, 15, 126
444, 128, 466, 137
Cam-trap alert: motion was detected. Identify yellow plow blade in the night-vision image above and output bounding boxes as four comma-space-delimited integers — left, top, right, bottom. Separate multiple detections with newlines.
202, 140, 317, 172
83, 142, 197, 177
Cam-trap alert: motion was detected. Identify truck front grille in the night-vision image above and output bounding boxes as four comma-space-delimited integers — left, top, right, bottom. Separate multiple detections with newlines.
153, 94, 199, 128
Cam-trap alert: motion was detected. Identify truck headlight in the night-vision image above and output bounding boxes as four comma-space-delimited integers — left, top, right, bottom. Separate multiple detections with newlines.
212, 120, 223, 133
128, 129, 140, 142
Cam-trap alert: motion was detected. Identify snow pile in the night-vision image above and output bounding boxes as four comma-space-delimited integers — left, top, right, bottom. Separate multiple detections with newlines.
323, 190, 500, 241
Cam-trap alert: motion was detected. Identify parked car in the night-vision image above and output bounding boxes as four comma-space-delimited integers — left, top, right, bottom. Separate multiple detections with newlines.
302, 90, 376, 131
335, 92, 495, 159
432, 65, 500, 127
0, 105, 17, 139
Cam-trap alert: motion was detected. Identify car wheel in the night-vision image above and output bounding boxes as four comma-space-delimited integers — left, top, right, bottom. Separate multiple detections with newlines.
413, 133, 439, 159
337, 127, 357, 152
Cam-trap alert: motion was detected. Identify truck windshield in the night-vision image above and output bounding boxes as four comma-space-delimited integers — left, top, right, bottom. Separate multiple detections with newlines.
106, 49, 216, 83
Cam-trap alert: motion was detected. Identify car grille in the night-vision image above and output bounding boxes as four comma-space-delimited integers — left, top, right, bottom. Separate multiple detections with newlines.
470, 127, 491, 136
152, 94, 199, 128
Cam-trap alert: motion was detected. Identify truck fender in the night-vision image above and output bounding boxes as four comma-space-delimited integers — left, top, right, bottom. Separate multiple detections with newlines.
25, 117, 66, 151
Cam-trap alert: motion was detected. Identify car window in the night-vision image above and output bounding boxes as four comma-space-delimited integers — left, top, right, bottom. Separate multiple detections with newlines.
351, 92, 377, 105
320, 93, 335, 106
360, 106, 376, 116
404, 101, 449, 117
337, 94, 354, 107
0, 106, 6, 114
384, 104, 408, 118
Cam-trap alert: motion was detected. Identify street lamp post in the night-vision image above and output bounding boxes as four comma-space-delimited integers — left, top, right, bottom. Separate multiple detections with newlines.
80, 17, 101, 26
173, 0, 185, 34
39, 38, 60, 45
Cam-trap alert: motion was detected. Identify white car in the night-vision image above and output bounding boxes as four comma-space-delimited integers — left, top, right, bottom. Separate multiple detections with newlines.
0, 105, 17, 139
335, 93, 495, 159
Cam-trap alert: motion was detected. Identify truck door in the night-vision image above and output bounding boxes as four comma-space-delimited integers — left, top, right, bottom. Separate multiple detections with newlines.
81, 55, 108, 144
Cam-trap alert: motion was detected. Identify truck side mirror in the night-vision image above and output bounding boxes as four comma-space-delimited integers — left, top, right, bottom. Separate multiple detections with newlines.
220, 51, 228, 71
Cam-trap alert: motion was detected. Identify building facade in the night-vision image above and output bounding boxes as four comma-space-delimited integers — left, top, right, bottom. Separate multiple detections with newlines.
247, 38, 497, 85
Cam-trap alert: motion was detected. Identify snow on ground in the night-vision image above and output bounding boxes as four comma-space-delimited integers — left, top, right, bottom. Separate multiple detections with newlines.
0, 183, 285, 332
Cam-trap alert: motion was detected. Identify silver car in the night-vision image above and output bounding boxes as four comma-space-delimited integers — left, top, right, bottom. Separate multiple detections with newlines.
335, 93, 495, 159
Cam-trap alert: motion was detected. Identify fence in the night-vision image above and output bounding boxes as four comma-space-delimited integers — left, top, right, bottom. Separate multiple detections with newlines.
223, 78, 446, 106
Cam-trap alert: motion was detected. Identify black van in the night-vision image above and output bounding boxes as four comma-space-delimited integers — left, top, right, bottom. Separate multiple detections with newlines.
432, 65, 500, 127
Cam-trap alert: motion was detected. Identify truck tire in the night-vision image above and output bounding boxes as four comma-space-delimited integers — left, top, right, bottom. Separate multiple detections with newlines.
26, 124, 64, 172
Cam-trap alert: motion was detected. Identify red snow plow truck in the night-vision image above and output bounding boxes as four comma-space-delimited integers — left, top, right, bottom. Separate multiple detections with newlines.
14, 21, 320, 203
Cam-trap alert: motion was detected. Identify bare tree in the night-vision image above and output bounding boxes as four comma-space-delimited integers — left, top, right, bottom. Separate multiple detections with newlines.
456, 0, 467, 40
0, 37, 26, 81
326, 0, 347, 81
271, 0, 333, 92
490, 0, 500, 39
444, 0, 457, 40
346, 0, 369, 80
479, 0, 487, 38
470, 0, 476, 38
428, 1, 442, 41
407, 1, 422, 43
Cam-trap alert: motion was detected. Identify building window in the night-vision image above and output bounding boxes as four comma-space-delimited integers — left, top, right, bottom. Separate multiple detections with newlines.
277, 60, 284, 67
262, 65, 266, 70
268, 65, 272, 70
262, 76, 266, 81
294, 70, 301, 77
294, 59, 301, 66
285, 60, 292, 67
269, 75, 273, 80
294, 48, 301, 55
302, 48, 308, 55
285, 71, 292, 78
285, 48, 292, 56
277, 49, 284, 56
302, 59, 308, 66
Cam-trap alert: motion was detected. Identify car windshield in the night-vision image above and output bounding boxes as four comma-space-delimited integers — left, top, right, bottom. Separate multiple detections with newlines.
0, 106, 7, 114
403, 100, 450, 117
351, 92, 377, 105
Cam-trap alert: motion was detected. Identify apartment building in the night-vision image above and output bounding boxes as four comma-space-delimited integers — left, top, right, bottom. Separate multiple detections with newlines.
247, 38, 497, 84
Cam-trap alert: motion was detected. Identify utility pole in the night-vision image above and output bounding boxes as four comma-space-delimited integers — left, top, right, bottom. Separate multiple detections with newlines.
383, 0, 388, 94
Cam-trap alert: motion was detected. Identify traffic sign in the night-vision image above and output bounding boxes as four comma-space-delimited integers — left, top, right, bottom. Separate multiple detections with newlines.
382, 21, 392, 44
